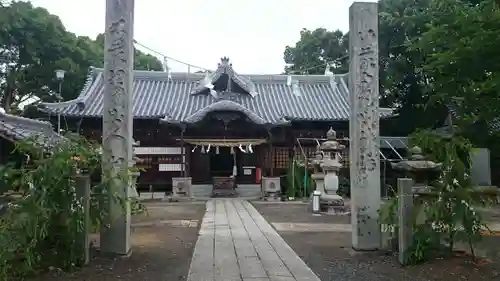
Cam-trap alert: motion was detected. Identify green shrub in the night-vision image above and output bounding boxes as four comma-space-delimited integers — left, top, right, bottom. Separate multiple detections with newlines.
380, 129, 493, 264
0, 135, 144, 279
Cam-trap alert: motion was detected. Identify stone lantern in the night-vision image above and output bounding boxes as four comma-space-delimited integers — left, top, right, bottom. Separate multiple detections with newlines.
391, 146, 442, 193
318, 128, 346, 212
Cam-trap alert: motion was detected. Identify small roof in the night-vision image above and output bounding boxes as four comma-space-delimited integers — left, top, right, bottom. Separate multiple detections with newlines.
446, 103, 500, 134
40, 58, 394, 125
0, 112, 63, 147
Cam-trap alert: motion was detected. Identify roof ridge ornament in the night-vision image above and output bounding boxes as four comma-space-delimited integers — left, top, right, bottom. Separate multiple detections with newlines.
190, 57, 259, 98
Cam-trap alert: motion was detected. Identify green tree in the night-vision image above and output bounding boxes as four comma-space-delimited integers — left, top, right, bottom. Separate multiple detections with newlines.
0, 1, 162, 113
416, 0, 500, 134
377, 0, 451, 135
283, 1, 450, 135
283, 28, 348, 75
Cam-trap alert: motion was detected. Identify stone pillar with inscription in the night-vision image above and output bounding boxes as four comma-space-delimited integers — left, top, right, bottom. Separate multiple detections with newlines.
348, 2, 381, 251
100, 0, 134, 256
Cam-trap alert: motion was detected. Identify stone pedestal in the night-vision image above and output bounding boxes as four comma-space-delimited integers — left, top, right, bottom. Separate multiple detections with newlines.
398, 178, 413, 265
100, 0, 134, 256
74, 174, 90, 265
261, 176, 281, 201
170, 177, 193, 201
349, 2, 381, 250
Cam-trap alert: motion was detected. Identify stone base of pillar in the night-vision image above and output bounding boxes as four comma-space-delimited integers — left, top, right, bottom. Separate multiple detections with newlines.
169, 177, 194, 201
100, 182, 132, 256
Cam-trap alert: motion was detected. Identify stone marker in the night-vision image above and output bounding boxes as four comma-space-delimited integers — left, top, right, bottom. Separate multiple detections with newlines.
75, 174, 91, 265
100, 0, 134, 255
397, 178, 413, 265
349, 2, 381, 250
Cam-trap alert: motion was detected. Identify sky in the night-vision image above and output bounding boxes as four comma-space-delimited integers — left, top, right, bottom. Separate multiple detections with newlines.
30, 0, 376, 74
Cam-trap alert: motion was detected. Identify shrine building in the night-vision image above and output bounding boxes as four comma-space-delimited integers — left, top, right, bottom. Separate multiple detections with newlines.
38, 57, 406, 196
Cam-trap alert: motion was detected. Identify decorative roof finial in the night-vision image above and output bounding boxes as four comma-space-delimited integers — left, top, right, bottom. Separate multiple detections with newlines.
326, 127, 336, 140
219, 57, 231, 67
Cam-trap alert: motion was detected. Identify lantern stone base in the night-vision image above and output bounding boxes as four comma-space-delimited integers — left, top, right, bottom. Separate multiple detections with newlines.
320, 194, 349, 215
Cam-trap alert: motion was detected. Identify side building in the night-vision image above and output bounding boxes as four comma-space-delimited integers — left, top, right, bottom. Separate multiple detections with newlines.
0, 111, 63, 165
38, 57, 406, 196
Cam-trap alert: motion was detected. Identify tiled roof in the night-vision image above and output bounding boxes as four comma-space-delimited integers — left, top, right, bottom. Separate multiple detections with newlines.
40, 59, 394, 124
447, 104, 500, 134
0, 112, 63, 147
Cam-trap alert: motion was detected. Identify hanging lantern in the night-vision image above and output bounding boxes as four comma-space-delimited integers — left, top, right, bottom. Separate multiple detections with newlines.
201, 145, 205, 154
230, 147, 234, 154
206, 144, 211, 153
216, 146, 220, 154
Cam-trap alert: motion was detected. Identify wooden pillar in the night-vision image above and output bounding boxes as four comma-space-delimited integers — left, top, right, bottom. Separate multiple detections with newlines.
180, 125, 186, 177
267, 129, 273, 177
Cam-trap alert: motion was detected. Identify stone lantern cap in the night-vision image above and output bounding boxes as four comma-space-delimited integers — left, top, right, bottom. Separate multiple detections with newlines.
391, 146, 443, 171
320, 127, 345, 152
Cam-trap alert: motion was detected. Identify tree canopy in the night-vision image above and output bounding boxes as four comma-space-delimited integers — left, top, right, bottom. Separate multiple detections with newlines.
416, 0, 500, 134
0, 1, 162, 113
283, 28, 348, 75
284, 0, 500, 137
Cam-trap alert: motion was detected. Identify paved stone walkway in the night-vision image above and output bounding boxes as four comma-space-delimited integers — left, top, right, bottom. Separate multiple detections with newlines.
187, 199, 320, 281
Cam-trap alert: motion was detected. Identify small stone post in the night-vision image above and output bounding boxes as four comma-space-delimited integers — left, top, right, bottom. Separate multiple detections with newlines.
391, 146, 442, 264
75, 174, 91, 265
349, 2, 381, 250
397, 178, 413, 265
100, 0, 134, 256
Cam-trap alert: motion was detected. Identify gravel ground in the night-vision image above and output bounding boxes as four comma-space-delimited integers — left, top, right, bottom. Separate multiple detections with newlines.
30, 201, 206, 281
254, 202, 500, 281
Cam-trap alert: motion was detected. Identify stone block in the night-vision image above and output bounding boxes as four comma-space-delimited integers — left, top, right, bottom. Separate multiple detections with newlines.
261, 177, 281, 199
171, 177, 193, 199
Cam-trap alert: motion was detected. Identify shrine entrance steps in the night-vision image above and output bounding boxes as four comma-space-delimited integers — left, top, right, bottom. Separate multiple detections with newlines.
191, 184, 261, 198
187, 199, 320, 281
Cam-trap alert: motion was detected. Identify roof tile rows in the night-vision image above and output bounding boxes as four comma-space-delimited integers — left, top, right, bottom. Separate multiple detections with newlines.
40, 61, 394, 124
0, 112, 63, 147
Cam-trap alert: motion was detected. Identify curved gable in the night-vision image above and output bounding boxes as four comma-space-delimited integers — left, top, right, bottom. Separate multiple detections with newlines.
183, 100, 267, 125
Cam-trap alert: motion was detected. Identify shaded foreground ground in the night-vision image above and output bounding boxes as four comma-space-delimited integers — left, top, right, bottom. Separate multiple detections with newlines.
31, 201, 206, 281
253, 202, 500, 281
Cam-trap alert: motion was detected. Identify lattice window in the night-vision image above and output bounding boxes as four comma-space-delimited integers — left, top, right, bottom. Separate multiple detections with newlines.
294, 146, 317, 160
273, 147, 290, 169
